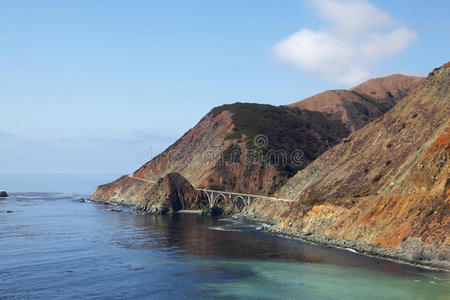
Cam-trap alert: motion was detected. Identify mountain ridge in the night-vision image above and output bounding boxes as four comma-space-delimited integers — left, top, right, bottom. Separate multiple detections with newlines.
288, 74, 424, 132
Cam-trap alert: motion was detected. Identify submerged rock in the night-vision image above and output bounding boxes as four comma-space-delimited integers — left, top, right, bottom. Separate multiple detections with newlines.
0, 190, 8, 197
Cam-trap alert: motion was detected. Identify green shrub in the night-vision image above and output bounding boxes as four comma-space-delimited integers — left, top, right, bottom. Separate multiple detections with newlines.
352, 91, 394, 114
307, 197, 322, 205
372, 174, 382, 183
222, 143, 241, 163
352, 101, 369, 116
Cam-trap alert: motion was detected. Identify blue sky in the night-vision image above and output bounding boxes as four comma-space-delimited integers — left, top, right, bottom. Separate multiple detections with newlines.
0, 0, 449, 174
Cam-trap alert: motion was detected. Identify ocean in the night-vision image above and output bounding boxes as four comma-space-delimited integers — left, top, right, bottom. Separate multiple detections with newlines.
0, 174, 448, 299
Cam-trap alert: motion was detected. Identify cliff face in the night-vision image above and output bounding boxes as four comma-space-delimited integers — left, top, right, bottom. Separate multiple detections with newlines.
92, 173, 208, 213
251, 63, 449, 268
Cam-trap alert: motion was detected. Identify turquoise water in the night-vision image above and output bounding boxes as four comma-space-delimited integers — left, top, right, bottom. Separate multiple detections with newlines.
0, 174, 449, 299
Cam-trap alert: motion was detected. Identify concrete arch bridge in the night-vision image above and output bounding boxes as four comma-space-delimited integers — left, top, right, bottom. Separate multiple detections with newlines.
196, 189, 293, 208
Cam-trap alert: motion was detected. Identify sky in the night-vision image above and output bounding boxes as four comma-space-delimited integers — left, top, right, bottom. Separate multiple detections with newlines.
0, 0, 449, 175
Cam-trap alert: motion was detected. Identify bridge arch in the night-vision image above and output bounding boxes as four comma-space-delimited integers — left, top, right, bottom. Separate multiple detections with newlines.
214, 193, 228, 206
200, 190, 213, 207
232, 195, 247, 207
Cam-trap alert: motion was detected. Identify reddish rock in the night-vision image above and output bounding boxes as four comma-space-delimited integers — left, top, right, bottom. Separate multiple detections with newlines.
91, 173, 208, 214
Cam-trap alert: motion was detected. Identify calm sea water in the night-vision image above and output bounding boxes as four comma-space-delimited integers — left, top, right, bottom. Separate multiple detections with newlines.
0, 174, 449, 299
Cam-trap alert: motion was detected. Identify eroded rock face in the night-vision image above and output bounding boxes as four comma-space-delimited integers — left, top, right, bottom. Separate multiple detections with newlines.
243, 194, 449, 269
141, 173, 209, 214
91, 173, 208, 214
0, 190, 8, 197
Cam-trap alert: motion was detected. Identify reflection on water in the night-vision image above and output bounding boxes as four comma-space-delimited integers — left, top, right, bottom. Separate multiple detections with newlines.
1, 193, 449, 299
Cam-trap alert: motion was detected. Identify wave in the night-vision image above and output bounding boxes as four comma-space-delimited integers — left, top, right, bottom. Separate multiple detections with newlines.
208, 226, 242, 232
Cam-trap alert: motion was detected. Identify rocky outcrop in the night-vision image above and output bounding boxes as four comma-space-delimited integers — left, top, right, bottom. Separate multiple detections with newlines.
0, 190, 8, 197
91, 173, 208, 214
252, 62, 450, 269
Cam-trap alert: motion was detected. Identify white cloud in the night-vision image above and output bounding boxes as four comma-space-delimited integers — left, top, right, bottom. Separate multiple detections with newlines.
273, 0, 417, 86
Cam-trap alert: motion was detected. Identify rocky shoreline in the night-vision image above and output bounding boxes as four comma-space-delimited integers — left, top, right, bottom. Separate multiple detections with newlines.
238, 212, 450, 272
86, 195, 450, 271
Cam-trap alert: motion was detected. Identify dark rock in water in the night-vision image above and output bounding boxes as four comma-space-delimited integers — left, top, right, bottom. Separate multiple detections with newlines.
201, 206, 222, 216
201, 207, 213, 216
0, 190, 8, 197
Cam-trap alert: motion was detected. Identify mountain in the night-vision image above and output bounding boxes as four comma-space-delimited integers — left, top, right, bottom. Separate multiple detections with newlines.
92, 104, 350, 204
289, 74, 424, 132
92, 74, 423, 206
277, 69, 447, 201
249, 63, 449, 268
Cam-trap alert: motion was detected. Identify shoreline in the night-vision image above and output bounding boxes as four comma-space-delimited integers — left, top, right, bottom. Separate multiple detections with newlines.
177, 209, 202, 214
237, 212, 450, 272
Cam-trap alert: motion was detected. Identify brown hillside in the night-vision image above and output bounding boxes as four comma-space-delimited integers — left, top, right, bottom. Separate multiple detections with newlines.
289, 74, 424, 132
350, 74, 424, 100
278, 67, 448, 201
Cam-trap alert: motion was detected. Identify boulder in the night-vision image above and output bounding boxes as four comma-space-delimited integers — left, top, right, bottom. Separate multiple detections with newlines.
0, 190, 8, 197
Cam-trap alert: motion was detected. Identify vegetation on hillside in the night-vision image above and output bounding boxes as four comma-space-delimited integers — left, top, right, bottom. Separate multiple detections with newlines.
211, 102, 350, 177
351, 91, 395, 114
